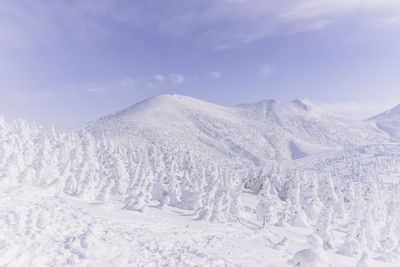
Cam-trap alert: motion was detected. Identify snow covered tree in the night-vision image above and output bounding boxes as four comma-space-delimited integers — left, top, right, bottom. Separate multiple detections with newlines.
256, 178, 280, 225
315, 205, 336, 250
96, 178, 116, 203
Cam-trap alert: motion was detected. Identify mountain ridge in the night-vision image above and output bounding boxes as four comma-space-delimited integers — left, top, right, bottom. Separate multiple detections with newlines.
82, 94, 393, 165
367, 104, 400, 140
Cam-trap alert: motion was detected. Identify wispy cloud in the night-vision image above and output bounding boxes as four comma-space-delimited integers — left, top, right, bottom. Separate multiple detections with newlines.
208, 71, 222, 79
152, 0, 400, 49
259, 64, 274, 77
2, 1, 400, 50
82, 77, 136, 94
9, 90, 69, 103
0, 1, 110, 49
170, 74, 185, 85
154, 75, 165, 82
153, 73, 185, 87
377, 15, 400, 27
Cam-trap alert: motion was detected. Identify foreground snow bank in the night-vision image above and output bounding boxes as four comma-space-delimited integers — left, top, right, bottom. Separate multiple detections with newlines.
0, 184, 228, 266
2, 184, 399, 267
0, 184, 284, 266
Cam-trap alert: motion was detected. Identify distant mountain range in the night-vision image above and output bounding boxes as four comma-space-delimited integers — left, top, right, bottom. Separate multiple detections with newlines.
82, 94, 398, 166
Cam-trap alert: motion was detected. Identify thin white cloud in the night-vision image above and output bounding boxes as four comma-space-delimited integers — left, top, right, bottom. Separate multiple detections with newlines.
119, 78, 135, 88
378, 15, 400, 26
147, 82, 158, 89
259, 64, 274, 77
83, 77, 136, 94
208, 71, 222, 79
155, 0, 400, 49
2, 1, 400, 50
170, 74, 185, 85
0, 1, 110, 50
280, 0, 400, 20
9, 90, 67, 102
154, 75, 165, 82
152, 73, 185, 86
86, 85, 106, 94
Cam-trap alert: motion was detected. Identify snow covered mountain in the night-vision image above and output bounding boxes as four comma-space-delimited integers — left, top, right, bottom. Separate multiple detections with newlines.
82, 94, 390, 164
368, 104, 400, 140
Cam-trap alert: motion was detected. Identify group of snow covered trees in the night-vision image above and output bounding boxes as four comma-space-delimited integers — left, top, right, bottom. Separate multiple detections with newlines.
255, 151, 400, 262
3, 115, 400, 261
0, 116, 244, 222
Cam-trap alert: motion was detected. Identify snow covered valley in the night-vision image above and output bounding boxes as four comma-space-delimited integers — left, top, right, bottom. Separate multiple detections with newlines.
3, 95, 400, 266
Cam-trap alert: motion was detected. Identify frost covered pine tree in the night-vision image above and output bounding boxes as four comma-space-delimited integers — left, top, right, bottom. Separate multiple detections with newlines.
256, 178, 280, 225
209, 168, 235, 222
228, 170, 244, 219
315, 205, 336, 250
209, 188, 225, 222
166, 160, 182, 207
2, 152, 21, 184
337, 186, 364, 256
111, 152, 129, 196
302, 172, 323, 223
96, 178, 116, 203
64, 139, 84, 195
285, 170, 309, 227
189, 163, 208, 212
34, 133, 60, 187
196, 164, 219, 221
123, 163, 154, 213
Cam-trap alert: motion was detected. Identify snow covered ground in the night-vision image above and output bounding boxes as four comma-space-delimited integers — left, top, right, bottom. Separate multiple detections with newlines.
2, 183, 398, 267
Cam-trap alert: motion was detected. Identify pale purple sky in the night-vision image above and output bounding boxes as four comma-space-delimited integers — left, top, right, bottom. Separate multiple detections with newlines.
1, 0, 400, 129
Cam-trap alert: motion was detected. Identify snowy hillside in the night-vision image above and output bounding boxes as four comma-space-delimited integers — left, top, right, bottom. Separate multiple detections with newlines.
368, 104, 400, 140
2, 96, 400, 266
83, 94, 390, 164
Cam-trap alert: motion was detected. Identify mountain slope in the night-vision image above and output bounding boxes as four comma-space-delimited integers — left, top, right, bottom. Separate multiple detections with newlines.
82, 94, 391, 165
367, 104, 400, 140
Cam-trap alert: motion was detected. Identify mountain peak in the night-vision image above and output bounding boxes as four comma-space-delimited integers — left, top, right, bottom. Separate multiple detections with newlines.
82, 94, 391, 164
291, 98, 315, 111
141, 94, 192, 104
121, 94, 216, 115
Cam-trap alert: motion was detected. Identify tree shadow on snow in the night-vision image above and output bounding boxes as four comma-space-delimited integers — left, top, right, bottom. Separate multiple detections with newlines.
237, 218, 264, 232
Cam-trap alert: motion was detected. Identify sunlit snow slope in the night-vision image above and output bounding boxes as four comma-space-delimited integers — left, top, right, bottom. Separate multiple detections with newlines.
83, 94, 390, 164
368, 104, 400, 140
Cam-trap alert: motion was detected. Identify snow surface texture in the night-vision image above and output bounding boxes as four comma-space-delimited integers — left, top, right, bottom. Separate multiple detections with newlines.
2, 95, 400, 266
